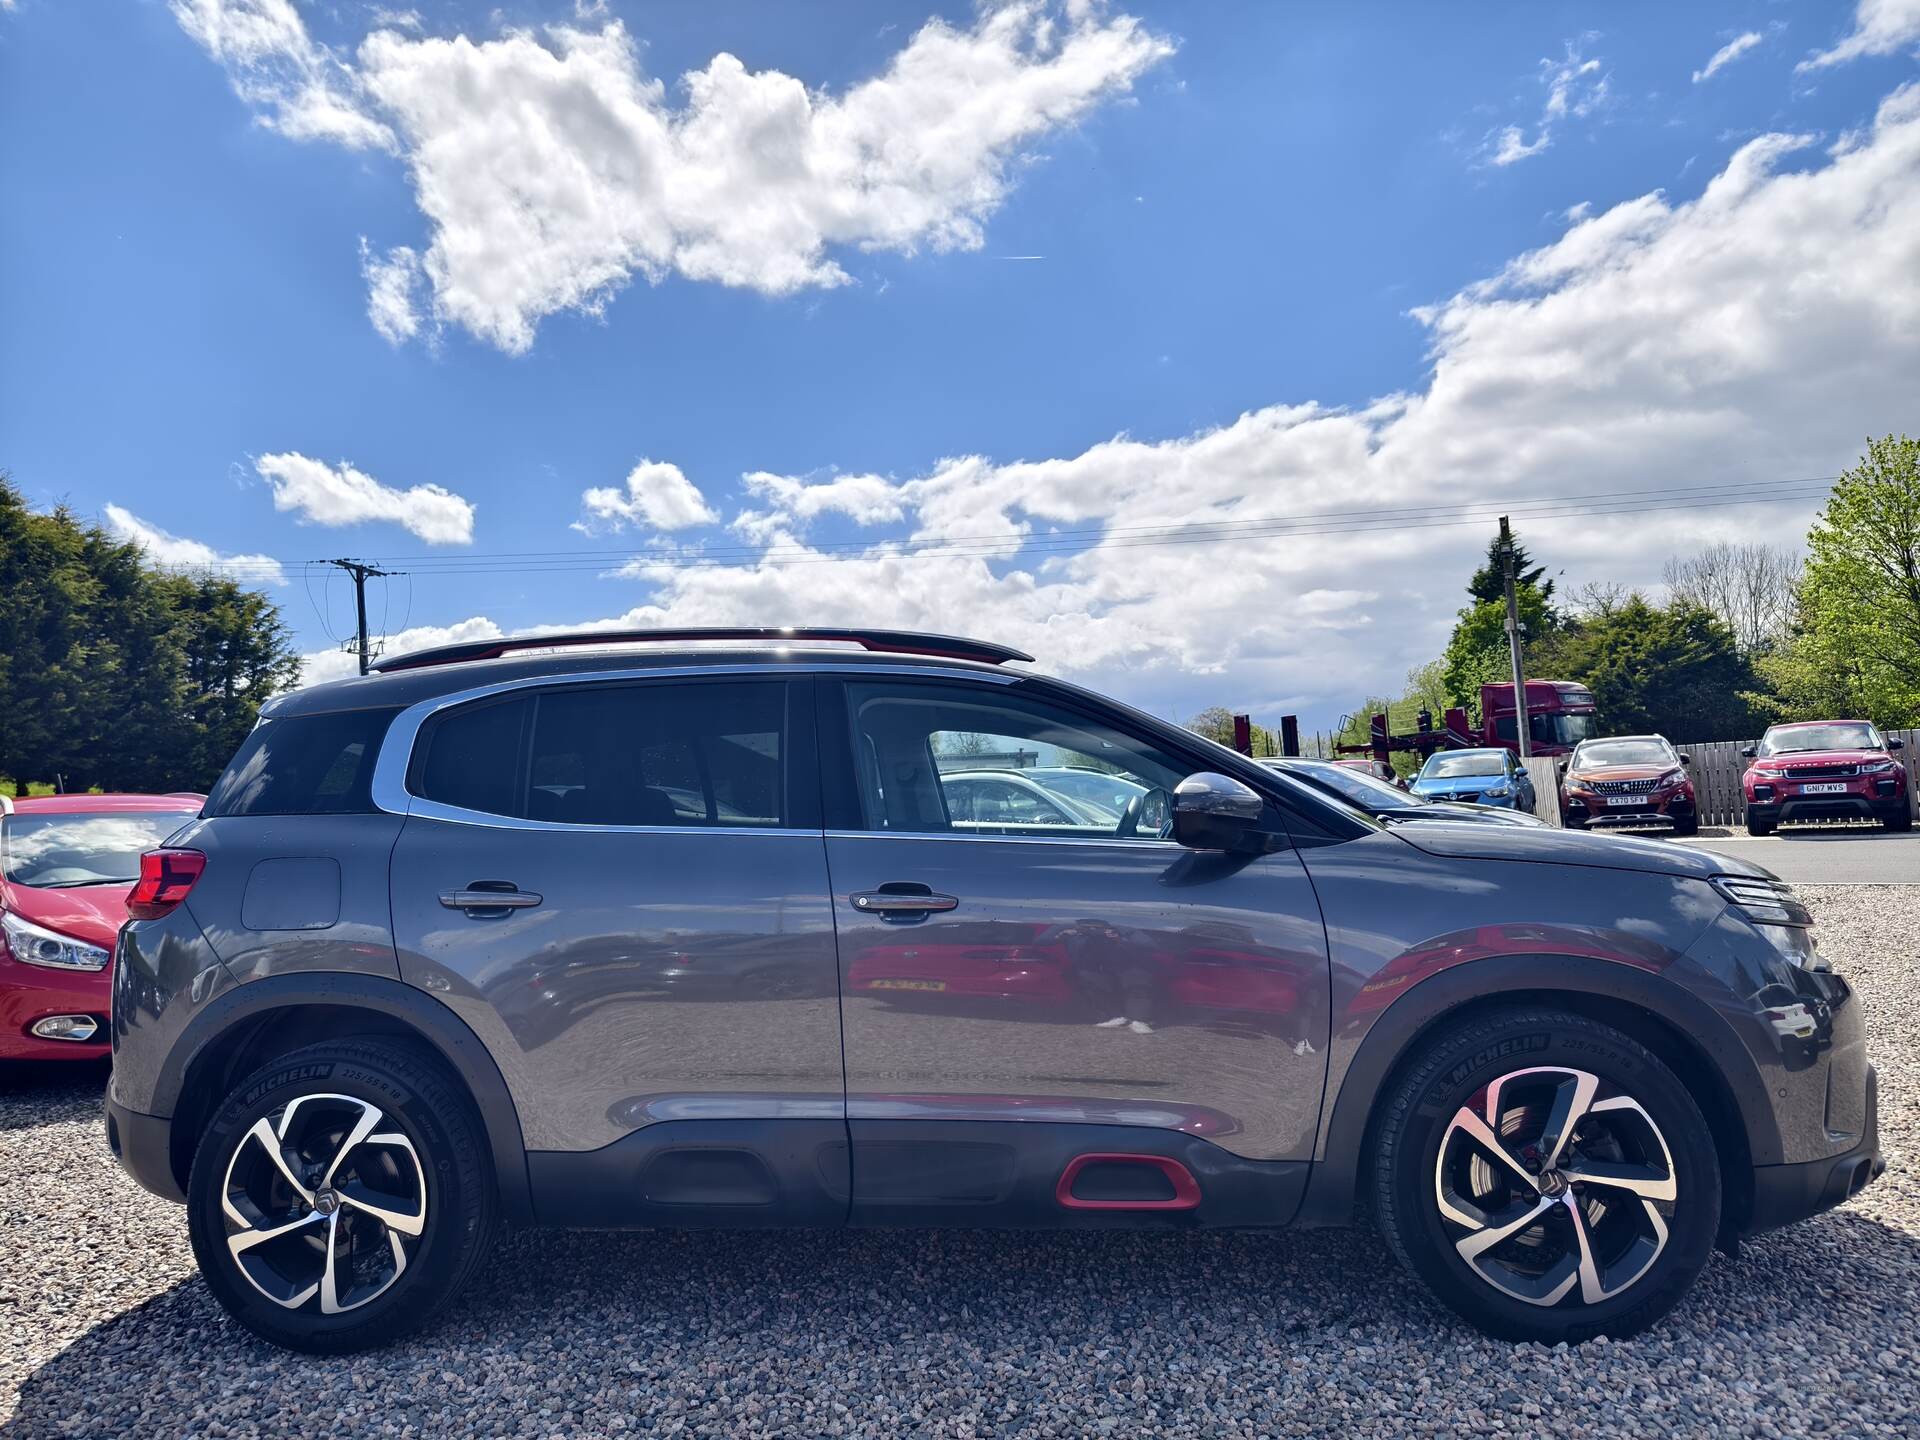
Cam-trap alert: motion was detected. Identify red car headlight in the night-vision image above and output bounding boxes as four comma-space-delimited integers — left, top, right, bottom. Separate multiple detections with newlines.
1, 910, 111, 971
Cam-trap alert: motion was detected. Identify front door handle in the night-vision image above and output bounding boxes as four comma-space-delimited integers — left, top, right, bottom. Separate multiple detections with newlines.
440, 884, 543, 917
850, 888, 959, 918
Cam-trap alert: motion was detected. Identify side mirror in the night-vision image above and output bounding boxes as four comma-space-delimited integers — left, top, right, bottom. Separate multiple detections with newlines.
1890, 738, 1906, 752
1678, 753, 1691, 765
1171, 772, 1265, 850
1740, 746, 1757, 759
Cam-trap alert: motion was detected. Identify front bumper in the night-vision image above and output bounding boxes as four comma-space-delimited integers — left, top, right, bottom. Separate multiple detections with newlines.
104, 1088, 186, 1203
1746, 773, 1907, 822
1744, 1066, 1883, 1234
0, 955, 112, 1060
1563, 791, 1694, 826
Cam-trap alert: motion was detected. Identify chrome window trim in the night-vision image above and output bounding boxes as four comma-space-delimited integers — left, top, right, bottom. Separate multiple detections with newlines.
825, 828, 1184, 851
371, 661, 1015, 829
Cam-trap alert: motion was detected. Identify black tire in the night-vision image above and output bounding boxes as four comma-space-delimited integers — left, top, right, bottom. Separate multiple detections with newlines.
1670, 812, 1698, 837
1563, 814, 1587, 830
187, 1039, 497, 1353
1882, 805, 1913, 833
1372, 1008, 1720, 1344
1745, 807, 1775, 837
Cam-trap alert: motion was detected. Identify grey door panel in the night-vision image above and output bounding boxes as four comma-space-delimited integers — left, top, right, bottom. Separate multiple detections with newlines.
392, 818, 842, 1151
824, 833, 1331, 1161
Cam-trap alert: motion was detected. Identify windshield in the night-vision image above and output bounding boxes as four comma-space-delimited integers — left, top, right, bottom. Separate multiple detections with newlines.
1760, 723, 1883, 755
0, 811, 196, 888
1574, 739, 1675, 768
1286, 761, 1417, 807
1030, 769, 1147, 818
1422, 752, 1505, 779
1494, 712, 1596, 747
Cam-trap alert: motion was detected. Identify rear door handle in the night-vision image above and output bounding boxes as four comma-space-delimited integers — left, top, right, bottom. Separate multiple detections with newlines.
440, 885, 543, 916
850, 889, 959, 917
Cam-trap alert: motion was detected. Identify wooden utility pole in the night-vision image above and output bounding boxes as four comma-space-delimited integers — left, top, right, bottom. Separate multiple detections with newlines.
1499, 516, 1530, 760
324, 559, 395, 675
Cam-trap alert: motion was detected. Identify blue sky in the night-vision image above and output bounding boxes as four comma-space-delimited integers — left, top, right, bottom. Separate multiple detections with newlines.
3, 1, 1918, 729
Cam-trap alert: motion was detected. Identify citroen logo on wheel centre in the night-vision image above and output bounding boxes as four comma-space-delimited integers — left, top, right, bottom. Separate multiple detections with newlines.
313, 1188, 342, 1216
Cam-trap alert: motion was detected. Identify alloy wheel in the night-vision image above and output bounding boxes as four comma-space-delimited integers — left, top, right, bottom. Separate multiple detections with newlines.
220, 1093, 428, 1315
1433, 1065, 1677, 1308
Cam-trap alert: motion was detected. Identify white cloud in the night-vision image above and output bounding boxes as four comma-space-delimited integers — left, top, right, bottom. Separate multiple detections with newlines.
414, 80, 1919, 723
578, 460, 718, 533
359, 239, 424, 345
1693, 31, 1764, 84
731, 470, 907, 542
173, 2, 1174, 353
169, 0, 395, 149
1801, 0, 1920, 70
256, 451, 475, 544
103, 505, 287, 586
1481, 41, 1611, 167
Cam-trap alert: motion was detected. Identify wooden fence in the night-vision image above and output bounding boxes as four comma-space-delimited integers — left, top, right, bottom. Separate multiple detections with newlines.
1668, 727, 1919, 827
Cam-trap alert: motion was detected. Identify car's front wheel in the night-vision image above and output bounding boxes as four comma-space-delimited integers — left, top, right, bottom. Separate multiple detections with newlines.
1745, 806, 1775, 837
1372, 1008, 1719, 1343
1881, 803, 1913, 832
186, 1039, 497, 1353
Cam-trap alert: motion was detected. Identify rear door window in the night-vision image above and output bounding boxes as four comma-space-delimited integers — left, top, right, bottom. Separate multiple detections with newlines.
408, 681, 790, 828
203, 709, 400, 817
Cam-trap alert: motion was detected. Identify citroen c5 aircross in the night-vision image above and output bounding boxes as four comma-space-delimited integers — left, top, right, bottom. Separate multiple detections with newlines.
105, 629, 1883, 1352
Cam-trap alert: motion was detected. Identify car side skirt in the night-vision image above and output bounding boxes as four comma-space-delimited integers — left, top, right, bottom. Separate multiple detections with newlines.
528, 1119, 1310, 1231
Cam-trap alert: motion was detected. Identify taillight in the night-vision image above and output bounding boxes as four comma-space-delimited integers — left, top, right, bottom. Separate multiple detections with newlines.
127, 848, 207, 920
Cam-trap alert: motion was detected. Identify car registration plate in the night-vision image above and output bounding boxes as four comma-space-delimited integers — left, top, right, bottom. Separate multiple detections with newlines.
1605, 795, 1644, 807
1800, 782, 1848, 795
867, 979, 946, 991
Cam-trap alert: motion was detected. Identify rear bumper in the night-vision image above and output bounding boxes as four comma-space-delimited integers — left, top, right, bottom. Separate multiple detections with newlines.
1742, 1066, 1883, 1236
104, 1089, 185, 1203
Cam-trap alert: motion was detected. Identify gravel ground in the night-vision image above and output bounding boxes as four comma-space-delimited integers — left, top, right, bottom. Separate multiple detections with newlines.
4, 885, 1917, 1438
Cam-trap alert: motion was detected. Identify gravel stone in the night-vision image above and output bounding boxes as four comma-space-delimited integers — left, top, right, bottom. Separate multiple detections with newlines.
3, 884, 1917, 1437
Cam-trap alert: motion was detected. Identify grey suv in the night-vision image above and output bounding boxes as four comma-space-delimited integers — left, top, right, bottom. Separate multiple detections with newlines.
105, 628, 1882, 1352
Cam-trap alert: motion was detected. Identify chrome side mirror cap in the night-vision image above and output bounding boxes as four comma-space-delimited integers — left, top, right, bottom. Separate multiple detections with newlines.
1171, 772, 1265, 850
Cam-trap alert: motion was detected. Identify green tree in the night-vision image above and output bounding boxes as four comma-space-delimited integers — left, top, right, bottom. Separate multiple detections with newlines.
1542, 595, 1760, 739
0, 474, 301, 791
1757, 435, 1920, 727
1467, 527, 1555, 608
1441, 588, 1553, 707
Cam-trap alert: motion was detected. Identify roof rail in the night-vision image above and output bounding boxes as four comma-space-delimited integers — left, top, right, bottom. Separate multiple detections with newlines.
369, 626, 1035, 674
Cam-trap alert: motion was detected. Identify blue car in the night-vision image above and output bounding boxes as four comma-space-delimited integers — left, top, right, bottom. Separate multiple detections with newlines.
1411, 747, 1535, 812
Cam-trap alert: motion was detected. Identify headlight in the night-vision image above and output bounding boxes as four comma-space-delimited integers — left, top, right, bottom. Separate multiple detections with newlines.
1711, 875, 1811, 928
1483, 785, 1511, 798
1657, 768, 1687, 790
1863, 758, 1900, 774
1, 911, 111, 971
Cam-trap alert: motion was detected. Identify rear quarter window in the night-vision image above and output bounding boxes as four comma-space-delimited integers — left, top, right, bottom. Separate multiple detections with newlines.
203, 708, 400, 817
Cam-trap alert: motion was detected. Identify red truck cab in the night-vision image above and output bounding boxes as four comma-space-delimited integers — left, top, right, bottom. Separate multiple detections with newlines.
1479, 680, 1598, 758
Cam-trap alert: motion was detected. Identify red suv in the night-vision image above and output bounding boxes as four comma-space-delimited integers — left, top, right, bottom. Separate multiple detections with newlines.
0, 793, 203, 1059
1741, 721, 1911, 835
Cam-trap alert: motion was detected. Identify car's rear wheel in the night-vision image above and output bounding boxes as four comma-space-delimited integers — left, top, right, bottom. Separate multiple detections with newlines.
1372, 1008, 1719, 1343
186, 1039, 497, 1353
1745, 806, 1775, 837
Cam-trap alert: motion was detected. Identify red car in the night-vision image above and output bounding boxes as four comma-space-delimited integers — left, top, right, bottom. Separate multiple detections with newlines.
1330, 758, 1406, 790
1558, 734, 1697, 835
1742, 721, 1911, 835
0, 793, 203, 1060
